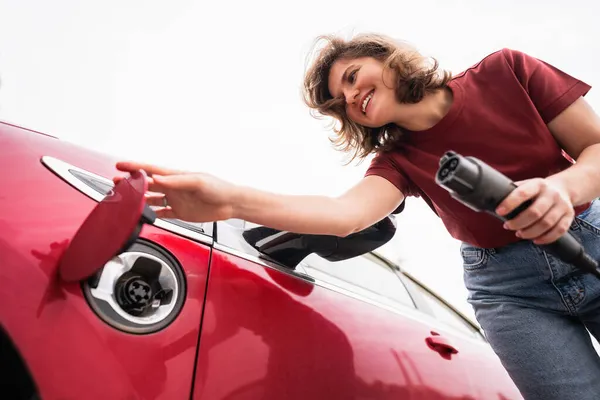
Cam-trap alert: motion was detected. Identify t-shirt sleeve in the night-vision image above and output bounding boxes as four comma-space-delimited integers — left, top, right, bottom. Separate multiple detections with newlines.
501, 48, 592, 123
364, 151, 415, 198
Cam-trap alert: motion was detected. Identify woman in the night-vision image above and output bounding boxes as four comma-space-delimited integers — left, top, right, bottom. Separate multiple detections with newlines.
115, 33, 600, 399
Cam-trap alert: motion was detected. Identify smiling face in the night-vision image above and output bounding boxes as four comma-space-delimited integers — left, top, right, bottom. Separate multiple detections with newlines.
303, 33, 453, 163
327, 56, 399, 128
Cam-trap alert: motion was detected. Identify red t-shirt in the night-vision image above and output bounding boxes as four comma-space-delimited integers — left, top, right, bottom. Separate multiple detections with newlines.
365, 48, 592, 248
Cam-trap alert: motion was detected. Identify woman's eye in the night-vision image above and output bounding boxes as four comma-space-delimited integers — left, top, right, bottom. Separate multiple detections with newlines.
348, 70, 357, 84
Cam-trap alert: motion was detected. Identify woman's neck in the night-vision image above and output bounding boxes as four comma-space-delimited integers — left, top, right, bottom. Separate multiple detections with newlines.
394, 87, 454, 131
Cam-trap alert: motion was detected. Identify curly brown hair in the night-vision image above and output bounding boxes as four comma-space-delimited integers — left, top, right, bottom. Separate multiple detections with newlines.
303, 33, 452, 163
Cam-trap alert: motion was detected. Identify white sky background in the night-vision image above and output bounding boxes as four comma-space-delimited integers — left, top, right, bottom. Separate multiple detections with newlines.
1, 0, 599, 320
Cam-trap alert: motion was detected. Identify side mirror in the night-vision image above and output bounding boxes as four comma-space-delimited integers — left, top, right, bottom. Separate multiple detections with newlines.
242, 216, 397, 268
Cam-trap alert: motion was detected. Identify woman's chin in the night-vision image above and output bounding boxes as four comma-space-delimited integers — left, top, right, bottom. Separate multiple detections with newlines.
362, 116, 385, 129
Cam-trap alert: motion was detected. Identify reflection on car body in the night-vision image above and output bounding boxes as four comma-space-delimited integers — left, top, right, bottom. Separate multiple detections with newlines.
0, 121, 524, 399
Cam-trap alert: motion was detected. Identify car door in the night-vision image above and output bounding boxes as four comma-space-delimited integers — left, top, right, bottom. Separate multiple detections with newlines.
192, 240, 475, 399
301, 253, 479, 399
401, 274, 523, 400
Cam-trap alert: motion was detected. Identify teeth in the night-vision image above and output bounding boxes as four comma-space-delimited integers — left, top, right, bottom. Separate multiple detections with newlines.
362, 91, 374, 113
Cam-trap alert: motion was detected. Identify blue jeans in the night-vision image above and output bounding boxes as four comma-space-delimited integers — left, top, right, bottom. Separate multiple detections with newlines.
461, 198, 600, 400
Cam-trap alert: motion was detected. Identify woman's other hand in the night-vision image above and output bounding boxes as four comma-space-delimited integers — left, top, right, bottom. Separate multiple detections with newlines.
496, 178, 574, 245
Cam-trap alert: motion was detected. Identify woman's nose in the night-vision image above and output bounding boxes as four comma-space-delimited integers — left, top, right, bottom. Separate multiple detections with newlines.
344, 89, 359, 104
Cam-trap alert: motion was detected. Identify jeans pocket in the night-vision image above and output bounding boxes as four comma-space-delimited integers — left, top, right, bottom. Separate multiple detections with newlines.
577, 218, 600, 237
461, 247, 489, 271
576, 199, 600, 237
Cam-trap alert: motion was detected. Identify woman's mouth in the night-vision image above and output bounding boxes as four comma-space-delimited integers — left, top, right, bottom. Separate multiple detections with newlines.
362, 90, 374, 115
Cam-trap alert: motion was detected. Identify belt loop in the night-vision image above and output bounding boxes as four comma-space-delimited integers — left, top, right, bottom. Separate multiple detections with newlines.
570, 218, 580, 231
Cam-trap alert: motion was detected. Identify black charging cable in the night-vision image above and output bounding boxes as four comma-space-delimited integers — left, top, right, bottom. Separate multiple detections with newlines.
435, 151, 600, 278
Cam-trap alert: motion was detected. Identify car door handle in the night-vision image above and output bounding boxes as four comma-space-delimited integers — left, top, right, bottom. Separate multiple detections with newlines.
426, 331, 459, 355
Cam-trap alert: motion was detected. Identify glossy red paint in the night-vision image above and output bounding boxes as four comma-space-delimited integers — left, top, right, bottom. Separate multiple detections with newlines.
193, 250, 490, 400
0, 122, 210, 399
1, 121, 523, 399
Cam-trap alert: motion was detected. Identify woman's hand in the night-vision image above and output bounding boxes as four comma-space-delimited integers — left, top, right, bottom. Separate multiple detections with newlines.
113, 161, 238, 222
496, 177, 574, 245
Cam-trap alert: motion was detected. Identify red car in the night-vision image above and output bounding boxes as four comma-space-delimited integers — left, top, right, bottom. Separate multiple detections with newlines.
0, 120, 523, 400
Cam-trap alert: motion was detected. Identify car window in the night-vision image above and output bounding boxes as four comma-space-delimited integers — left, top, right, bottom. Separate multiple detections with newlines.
302, 253, 416, 310
403, 277, 481, 338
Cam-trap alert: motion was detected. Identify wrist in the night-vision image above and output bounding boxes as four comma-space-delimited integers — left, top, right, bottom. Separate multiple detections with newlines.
229, 184, 246, 220
546, 164, 600, 207
546, 174, 576, 205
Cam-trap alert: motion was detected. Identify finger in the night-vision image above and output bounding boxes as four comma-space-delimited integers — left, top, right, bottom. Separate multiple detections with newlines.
113, 175, 155, 186
504, 195, 554, 231
152, 174, 200, 191
145, 193, 167, 207
115, 161, 182, 177
532, 215, 573, 245
147, 176, 177, 193
147, 175, 188, 193
145, 174, 200, 202
516, 205, 565, 240
154, 207, 178, 219
496, 179, 545, 216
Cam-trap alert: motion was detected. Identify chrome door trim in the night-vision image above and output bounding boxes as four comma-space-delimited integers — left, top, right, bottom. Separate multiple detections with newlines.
213, 242, 487, 346
371, 251, 486, 340
212, 242, 313, 279
41, 156, 213, 246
